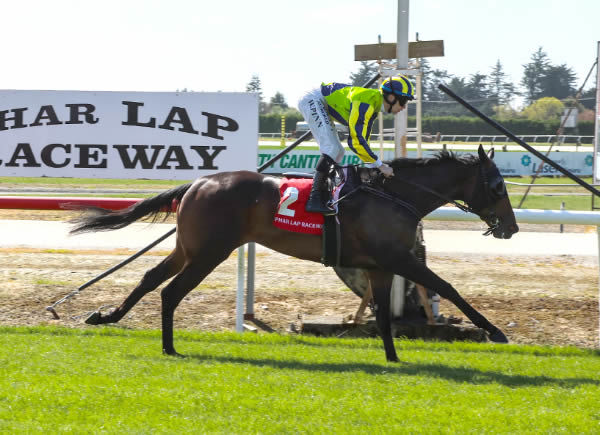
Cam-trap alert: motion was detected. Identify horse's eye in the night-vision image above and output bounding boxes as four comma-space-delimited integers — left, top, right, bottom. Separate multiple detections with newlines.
491, 179, 507, 198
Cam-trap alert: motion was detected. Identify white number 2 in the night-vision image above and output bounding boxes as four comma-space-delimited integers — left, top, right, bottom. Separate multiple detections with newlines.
278, 187, 299, 217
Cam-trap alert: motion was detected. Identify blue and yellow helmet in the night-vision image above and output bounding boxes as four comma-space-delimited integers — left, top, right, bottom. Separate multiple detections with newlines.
380, 75, 415, 100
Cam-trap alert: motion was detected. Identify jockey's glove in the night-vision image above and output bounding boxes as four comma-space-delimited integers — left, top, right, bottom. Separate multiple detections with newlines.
379, 163, 394, 178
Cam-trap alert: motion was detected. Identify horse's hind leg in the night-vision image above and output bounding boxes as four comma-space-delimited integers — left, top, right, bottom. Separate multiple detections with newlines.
160, 252, 231, 356
86, 249, 183, 325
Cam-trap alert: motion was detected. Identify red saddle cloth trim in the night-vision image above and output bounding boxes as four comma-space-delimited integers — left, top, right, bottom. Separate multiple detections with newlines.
273, 178, 324, 235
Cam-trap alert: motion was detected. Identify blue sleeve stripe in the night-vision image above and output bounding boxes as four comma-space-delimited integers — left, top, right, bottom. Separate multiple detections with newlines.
347, 103, 359, 155
349, 102, 378, 162
365, 114, 377, 144
355, 102, 369, 138
321, 82, 350, 97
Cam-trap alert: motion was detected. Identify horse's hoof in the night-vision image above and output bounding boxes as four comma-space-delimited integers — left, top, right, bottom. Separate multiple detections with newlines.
163, 349, 185, 358
489, 329, 509, 343
386, 354, 400, 363
85, 311, 102, 325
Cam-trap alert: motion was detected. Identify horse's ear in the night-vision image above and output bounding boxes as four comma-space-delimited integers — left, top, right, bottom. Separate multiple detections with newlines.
487, 147, 495, 160
477, 144, 489, 162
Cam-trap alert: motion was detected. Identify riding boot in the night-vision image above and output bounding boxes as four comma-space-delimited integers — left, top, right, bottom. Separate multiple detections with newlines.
306, 171, 335, 215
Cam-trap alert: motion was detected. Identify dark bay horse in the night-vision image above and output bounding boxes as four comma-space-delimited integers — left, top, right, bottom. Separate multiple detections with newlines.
71, 145, 518, 362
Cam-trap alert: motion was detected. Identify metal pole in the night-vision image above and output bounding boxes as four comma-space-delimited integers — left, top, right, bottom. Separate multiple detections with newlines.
236, 245, 245, 332
391, 0, 410, 319
245, 242, 256, 320
378, 35, 385, 160
416, 58, 423, 158
439, 84, 600, 198
395, 0, 409, 159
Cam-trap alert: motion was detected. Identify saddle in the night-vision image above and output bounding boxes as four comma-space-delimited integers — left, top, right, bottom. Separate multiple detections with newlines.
281, 166, 383, 267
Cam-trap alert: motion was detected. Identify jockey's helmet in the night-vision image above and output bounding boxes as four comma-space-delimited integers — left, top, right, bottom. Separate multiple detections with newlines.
380, 75, 415, 113
380, 75, 415, 100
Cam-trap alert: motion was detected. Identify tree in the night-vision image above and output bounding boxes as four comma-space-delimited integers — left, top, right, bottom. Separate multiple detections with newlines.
420, 59, 452, 101
489, 60, 516, 105
493, 104, 521, 121
540, 64, 577, 100
246, 75, 266, 114
246, 74, 263, 97
580, 87, 596, 110
268, 92, 288, 112
521, 47, 551, 105
349, 61, 379, 87
419, 60, 457, 116
521, 97, 564, 121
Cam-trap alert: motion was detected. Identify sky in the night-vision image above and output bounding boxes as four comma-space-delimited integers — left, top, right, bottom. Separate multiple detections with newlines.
2, 0, 599, 109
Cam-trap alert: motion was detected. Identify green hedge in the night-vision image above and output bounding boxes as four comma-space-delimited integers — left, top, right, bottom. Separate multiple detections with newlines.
260, 112, 304, 133
260, 113, 594, 136
415, 117, 594, 136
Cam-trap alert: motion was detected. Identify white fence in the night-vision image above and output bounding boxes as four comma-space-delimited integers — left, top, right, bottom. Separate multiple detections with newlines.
259, 133, 595, 145
427, 207, 600, 226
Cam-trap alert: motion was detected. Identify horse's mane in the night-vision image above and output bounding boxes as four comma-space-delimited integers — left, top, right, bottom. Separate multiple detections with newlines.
387, 150, 479, 169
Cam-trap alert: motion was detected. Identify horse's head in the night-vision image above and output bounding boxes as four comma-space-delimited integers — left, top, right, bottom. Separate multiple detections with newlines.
466, 145, 519, 239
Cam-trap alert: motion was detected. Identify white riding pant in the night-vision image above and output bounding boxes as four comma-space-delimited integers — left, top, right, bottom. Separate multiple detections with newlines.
297, 88, 345, 163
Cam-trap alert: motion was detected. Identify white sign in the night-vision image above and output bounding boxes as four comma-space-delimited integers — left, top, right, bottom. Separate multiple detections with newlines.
0, 90, 258, 179
560, 108, 578, 128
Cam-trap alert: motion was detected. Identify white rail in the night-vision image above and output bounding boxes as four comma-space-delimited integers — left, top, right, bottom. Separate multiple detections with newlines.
426, 207, 600, 225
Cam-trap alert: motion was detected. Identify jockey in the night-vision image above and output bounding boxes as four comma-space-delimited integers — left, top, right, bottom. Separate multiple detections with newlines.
297, 75, 416, 215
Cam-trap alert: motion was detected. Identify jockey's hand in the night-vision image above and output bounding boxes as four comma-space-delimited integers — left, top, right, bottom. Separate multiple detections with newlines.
379, 163, 394, 178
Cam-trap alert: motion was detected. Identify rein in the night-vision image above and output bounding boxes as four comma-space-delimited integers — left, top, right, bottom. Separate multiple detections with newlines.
331, 164, 501, 236
331, 183, 422, 219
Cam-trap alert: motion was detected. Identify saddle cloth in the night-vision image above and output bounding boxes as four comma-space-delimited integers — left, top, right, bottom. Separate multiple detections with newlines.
273, 178, 324, 235
273, 175, 347, 235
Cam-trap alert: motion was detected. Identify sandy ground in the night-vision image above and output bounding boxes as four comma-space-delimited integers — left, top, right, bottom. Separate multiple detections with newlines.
0, 209, 598, 349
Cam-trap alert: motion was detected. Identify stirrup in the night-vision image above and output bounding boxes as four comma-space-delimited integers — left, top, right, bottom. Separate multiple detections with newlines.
306, 193, 335, 215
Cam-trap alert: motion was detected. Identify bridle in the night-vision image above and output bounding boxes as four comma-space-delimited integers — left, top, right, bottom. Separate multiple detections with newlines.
468, 163, 508, 235
332, 163, 508, 236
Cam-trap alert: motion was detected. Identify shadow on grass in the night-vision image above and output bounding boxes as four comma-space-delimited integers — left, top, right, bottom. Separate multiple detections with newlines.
181, 353, 600, 388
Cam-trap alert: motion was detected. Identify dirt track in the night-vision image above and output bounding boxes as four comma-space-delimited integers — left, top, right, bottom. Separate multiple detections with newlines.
1, 240, 598, 348
0, 208, 598, 348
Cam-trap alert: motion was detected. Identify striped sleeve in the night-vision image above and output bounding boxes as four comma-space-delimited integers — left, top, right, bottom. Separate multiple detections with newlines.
347, 102, 379, 164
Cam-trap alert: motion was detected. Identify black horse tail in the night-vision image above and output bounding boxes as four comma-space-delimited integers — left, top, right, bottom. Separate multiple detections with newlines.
70, 182, 193, 234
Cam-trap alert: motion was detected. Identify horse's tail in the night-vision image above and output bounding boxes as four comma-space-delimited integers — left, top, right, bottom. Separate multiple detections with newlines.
69, 182, 193, 234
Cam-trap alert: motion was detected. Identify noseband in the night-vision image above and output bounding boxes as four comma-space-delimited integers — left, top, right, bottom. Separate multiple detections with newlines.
471, 164, 508, 235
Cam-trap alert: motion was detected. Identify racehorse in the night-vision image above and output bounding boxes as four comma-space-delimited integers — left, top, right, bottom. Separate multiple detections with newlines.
71, 145, 518, 362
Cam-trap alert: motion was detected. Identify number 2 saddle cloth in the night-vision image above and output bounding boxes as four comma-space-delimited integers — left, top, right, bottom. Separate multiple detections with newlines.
273, 174, 347, 235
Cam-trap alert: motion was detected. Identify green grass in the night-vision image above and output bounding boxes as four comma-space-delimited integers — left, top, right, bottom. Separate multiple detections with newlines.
1, 327, 599, 434
509, 194, 592, 210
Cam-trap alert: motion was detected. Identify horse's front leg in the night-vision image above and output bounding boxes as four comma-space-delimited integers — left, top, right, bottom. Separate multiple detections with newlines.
366, 270, 399, 362
381, 250, 508, 343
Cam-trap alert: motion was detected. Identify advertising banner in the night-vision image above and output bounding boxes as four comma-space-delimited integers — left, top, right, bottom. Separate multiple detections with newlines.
0, 90, 258, 180
259, 148, 595, 177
